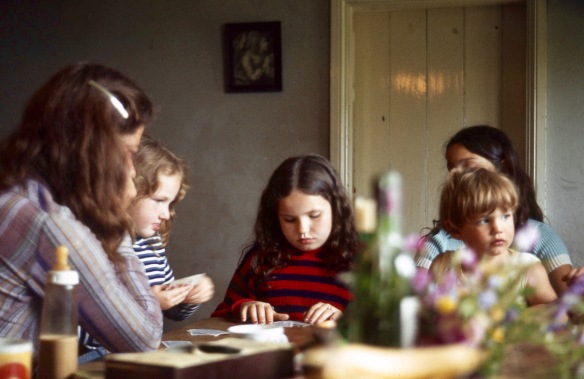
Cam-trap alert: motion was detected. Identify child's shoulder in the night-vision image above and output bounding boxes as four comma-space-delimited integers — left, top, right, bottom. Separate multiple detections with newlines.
433, 251, 455, 265
429, 251, 455, 276
508, 249, 540, 265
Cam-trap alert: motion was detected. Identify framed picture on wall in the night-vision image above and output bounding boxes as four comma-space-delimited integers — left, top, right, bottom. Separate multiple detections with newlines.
223, 21, 282, 93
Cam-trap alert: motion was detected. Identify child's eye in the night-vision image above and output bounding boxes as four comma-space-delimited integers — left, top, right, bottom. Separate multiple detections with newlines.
283, 217, 296, 223
309, 213, 321, 219
476, 217, 489, 225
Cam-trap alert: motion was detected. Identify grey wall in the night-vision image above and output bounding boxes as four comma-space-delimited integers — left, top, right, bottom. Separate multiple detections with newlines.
0, 0, 330, 331
546, 0, 584, 267
3, 0, 584, 332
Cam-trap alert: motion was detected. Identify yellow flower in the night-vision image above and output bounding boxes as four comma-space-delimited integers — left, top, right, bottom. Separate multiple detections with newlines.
435, 296, 457, 315
490, 307, 505, 322
491, 327, 505, 343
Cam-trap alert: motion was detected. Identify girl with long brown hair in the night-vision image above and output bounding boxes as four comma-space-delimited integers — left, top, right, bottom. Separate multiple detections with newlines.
0, 62, 163, 357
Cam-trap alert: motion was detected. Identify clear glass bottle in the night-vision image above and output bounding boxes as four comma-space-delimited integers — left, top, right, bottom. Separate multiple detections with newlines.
348, 171, 419, 347
38, 246, 79, 379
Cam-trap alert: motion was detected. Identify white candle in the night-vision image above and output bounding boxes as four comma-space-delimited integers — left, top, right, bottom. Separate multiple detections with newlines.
355, 196, 377, 233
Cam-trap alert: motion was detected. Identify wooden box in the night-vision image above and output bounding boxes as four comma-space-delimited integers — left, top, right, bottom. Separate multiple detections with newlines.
105, 338, 294, 379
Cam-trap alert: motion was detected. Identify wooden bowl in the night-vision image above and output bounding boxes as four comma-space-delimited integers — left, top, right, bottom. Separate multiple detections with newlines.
302, 342, 486, 379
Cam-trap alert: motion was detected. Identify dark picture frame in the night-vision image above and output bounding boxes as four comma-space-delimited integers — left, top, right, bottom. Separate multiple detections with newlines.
223, 21, 282, 93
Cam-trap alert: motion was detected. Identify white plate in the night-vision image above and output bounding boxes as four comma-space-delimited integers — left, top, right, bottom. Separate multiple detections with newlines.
227, 324, 288, 343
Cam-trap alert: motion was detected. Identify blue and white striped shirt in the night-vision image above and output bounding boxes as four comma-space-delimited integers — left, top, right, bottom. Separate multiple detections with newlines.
133, 235, 200, 321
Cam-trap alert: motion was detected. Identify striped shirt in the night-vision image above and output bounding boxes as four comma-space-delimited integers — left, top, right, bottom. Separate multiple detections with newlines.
133, 235, 200, 321
212, 246, 352, 321
416, 219, 572, 273
0, 180, 162, 357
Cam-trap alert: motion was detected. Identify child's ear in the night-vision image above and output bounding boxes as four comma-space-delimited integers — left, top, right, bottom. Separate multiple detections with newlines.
444, 220, 463, 240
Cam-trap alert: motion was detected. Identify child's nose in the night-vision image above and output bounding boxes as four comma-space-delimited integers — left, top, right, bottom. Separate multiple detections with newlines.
159, 207, 170, 220
298, 218, 310, 234
491, 220, 503, 233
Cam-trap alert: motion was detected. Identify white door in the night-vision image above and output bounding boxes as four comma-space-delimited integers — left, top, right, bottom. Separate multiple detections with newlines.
332, 1, 528, 236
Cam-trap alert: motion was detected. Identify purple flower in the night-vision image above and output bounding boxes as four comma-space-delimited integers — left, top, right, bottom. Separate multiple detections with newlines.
569, 275, 584, 295
478, 289, 497, 310
459, 247, 477, 270
551, 274, 584, 330
505, 308, 520, 323
441, 271, 458, 293
412, 267, 430, 292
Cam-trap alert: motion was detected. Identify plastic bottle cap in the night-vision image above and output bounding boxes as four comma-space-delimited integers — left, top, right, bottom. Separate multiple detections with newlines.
48, 246, 79, 285
48, 270, 79, 285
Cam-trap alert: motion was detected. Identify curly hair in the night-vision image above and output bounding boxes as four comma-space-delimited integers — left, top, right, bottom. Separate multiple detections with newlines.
440, 168, 518, 236
131, 134, 189, 246
0, 62, 155, 260
247, 154, 357, 280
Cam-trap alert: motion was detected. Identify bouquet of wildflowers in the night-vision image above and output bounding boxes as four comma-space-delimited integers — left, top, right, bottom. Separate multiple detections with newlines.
413, 248, 536, 374
409, 223, 584, 377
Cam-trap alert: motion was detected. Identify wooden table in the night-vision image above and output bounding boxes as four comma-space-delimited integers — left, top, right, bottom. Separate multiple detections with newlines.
78, 318, 565, 378
162, 317, 316, 352
77, 317, 316, 379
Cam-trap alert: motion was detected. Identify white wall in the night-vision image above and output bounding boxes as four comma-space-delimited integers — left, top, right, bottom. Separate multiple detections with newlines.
0, 0, 331, 331
546, 0, 584, 267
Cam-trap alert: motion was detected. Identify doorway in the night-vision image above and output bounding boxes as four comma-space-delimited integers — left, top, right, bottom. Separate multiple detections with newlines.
330, 0, 547, 235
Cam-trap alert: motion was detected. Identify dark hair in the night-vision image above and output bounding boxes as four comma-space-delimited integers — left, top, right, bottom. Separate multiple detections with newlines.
132, 134, 189, 246
444, 125, 543, 226
247, 154, 357, 278
0, 62, 155, 260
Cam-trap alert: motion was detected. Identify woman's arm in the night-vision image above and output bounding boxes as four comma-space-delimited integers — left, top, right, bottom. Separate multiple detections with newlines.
48, 211, 163, 352
548, 264, 572, 296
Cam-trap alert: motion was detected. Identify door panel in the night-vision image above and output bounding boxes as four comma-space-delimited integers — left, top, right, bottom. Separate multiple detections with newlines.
352, 4, 525, 235
353, 12, 391, 198
387, 10, 428, 234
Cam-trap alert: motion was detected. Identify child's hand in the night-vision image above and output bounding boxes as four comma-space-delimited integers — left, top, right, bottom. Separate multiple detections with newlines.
151, 284, 192, 311
239, 301, 290, 324
304, 302, 342, 324
183, 276, 215, 305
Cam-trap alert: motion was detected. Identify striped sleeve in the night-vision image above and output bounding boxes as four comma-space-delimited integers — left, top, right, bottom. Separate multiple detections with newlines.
212, 252, 257, 318
134, 235, 203, 322
529, 219, 572, 272
415, 229, 464, 269
0, 181, 163, 354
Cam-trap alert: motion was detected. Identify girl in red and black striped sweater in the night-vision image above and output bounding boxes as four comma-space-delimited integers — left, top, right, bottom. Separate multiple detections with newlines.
212, 154, 357, 324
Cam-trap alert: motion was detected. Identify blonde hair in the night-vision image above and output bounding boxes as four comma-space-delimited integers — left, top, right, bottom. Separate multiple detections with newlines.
439, 168, 518, 235
132, 134, 188, 245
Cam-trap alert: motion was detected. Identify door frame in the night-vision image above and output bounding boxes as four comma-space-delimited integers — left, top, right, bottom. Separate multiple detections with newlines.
330, 0, 548, 208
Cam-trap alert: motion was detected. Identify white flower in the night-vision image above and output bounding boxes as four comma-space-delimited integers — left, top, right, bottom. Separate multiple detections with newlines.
514, 223, 539, 252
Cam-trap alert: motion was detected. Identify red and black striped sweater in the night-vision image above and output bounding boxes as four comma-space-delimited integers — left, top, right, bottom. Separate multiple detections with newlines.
212, 246, 352, 321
